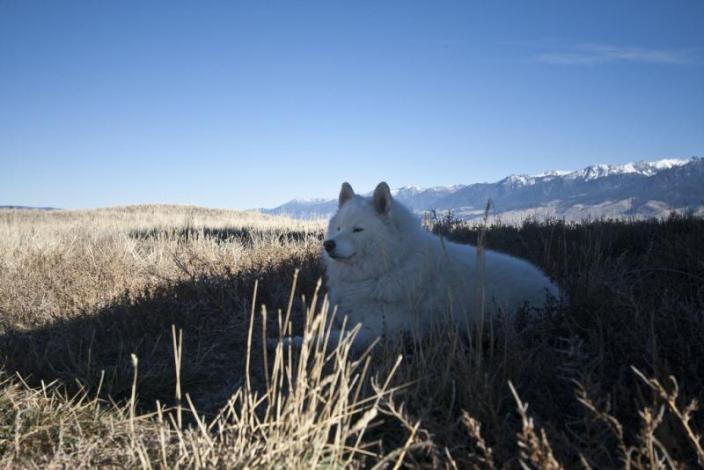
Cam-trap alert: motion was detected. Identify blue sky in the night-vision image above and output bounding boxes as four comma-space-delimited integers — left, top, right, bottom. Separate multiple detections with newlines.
1, 1, 703, 209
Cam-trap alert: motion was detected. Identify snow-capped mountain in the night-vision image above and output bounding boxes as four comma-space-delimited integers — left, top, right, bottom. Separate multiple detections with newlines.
262, 157, 704, 222
560, 158, 689, 180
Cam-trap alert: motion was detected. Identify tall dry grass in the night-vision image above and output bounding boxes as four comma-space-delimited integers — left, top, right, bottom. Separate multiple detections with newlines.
1, 205, 703, 468
0, 205, 323, 329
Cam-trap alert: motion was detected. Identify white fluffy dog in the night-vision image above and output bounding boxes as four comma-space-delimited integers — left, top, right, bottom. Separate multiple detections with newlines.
319, 181, 560, 351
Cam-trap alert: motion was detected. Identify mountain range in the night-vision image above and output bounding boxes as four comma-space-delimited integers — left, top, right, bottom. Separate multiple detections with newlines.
262, 157, 704, 222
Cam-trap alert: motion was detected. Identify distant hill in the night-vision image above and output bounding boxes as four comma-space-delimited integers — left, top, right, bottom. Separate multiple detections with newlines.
262, 157, 704, 222
0, 206, 60, 211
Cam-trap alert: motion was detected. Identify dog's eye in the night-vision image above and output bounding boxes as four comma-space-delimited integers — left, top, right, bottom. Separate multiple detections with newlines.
353, 227, 364, 233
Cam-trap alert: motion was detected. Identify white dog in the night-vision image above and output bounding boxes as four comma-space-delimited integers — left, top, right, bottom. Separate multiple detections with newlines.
270, 182, 559, 353
319, 181, 560, 351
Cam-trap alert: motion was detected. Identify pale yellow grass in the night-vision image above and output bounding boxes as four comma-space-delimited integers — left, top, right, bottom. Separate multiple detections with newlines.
0, 205, 324, 329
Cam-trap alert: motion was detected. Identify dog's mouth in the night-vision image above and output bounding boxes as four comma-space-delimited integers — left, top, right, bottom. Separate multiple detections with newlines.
328, 252, 355, 261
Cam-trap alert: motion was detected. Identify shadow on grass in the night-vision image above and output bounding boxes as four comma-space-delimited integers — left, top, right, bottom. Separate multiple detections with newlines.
0, 252, 325, 416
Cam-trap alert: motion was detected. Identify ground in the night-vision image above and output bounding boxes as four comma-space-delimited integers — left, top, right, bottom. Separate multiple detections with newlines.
1, 205, 703, 468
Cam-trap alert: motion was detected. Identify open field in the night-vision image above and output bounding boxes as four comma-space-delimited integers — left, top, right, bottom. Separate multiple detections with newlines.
1, 205, 703, 468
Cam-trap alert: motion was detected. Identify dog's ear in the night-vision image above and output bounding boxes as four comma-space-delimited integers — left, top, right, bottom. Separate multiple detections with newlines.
339, 182, 355, 207
373, 182, 392, 214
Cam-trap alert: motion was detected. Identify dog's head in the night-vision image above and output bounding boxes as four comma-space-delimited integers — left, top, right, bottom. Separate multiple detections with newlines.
323, 182, 416, 272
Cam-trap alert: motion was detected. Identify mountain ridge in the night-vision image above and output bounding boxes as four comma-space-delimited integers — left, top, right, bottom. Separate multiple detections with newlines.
0, 206, 60, 211
263, 157, 704, 222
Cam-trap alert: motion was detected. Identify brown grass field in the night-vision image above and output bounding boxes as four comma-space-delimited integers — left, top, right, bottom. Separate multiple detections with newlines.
1, 205, 703, 468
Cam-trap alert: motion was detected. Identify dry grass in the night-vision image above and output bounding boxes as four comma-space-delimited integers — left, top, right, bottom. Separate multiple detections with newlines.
1, 205, 703, 468
0, 205, 323, 329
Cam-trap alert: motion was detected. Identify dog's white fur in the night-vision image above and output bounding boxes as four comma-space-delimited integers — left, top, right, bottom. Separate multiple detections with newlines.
321, 181, 560, 351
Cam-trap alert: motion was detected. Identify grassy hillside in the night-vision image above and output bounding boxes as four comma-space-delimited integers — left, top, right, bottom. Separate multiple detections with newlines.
1, 206, 703, 468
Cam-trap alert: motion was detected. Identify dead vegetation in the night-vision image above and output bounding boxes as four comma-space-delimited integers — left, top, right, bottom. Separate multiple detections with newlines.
1, 205, 703, 468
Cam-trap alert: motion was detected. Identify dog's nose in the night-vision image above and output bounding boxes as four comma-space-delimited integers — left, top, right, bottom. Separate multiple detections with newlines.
323, 240, 336, 253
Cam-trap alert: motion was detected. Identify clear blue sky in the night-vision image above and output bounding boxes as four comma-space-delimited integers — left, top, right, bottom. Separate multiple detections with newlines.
1, 1, 702, 209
